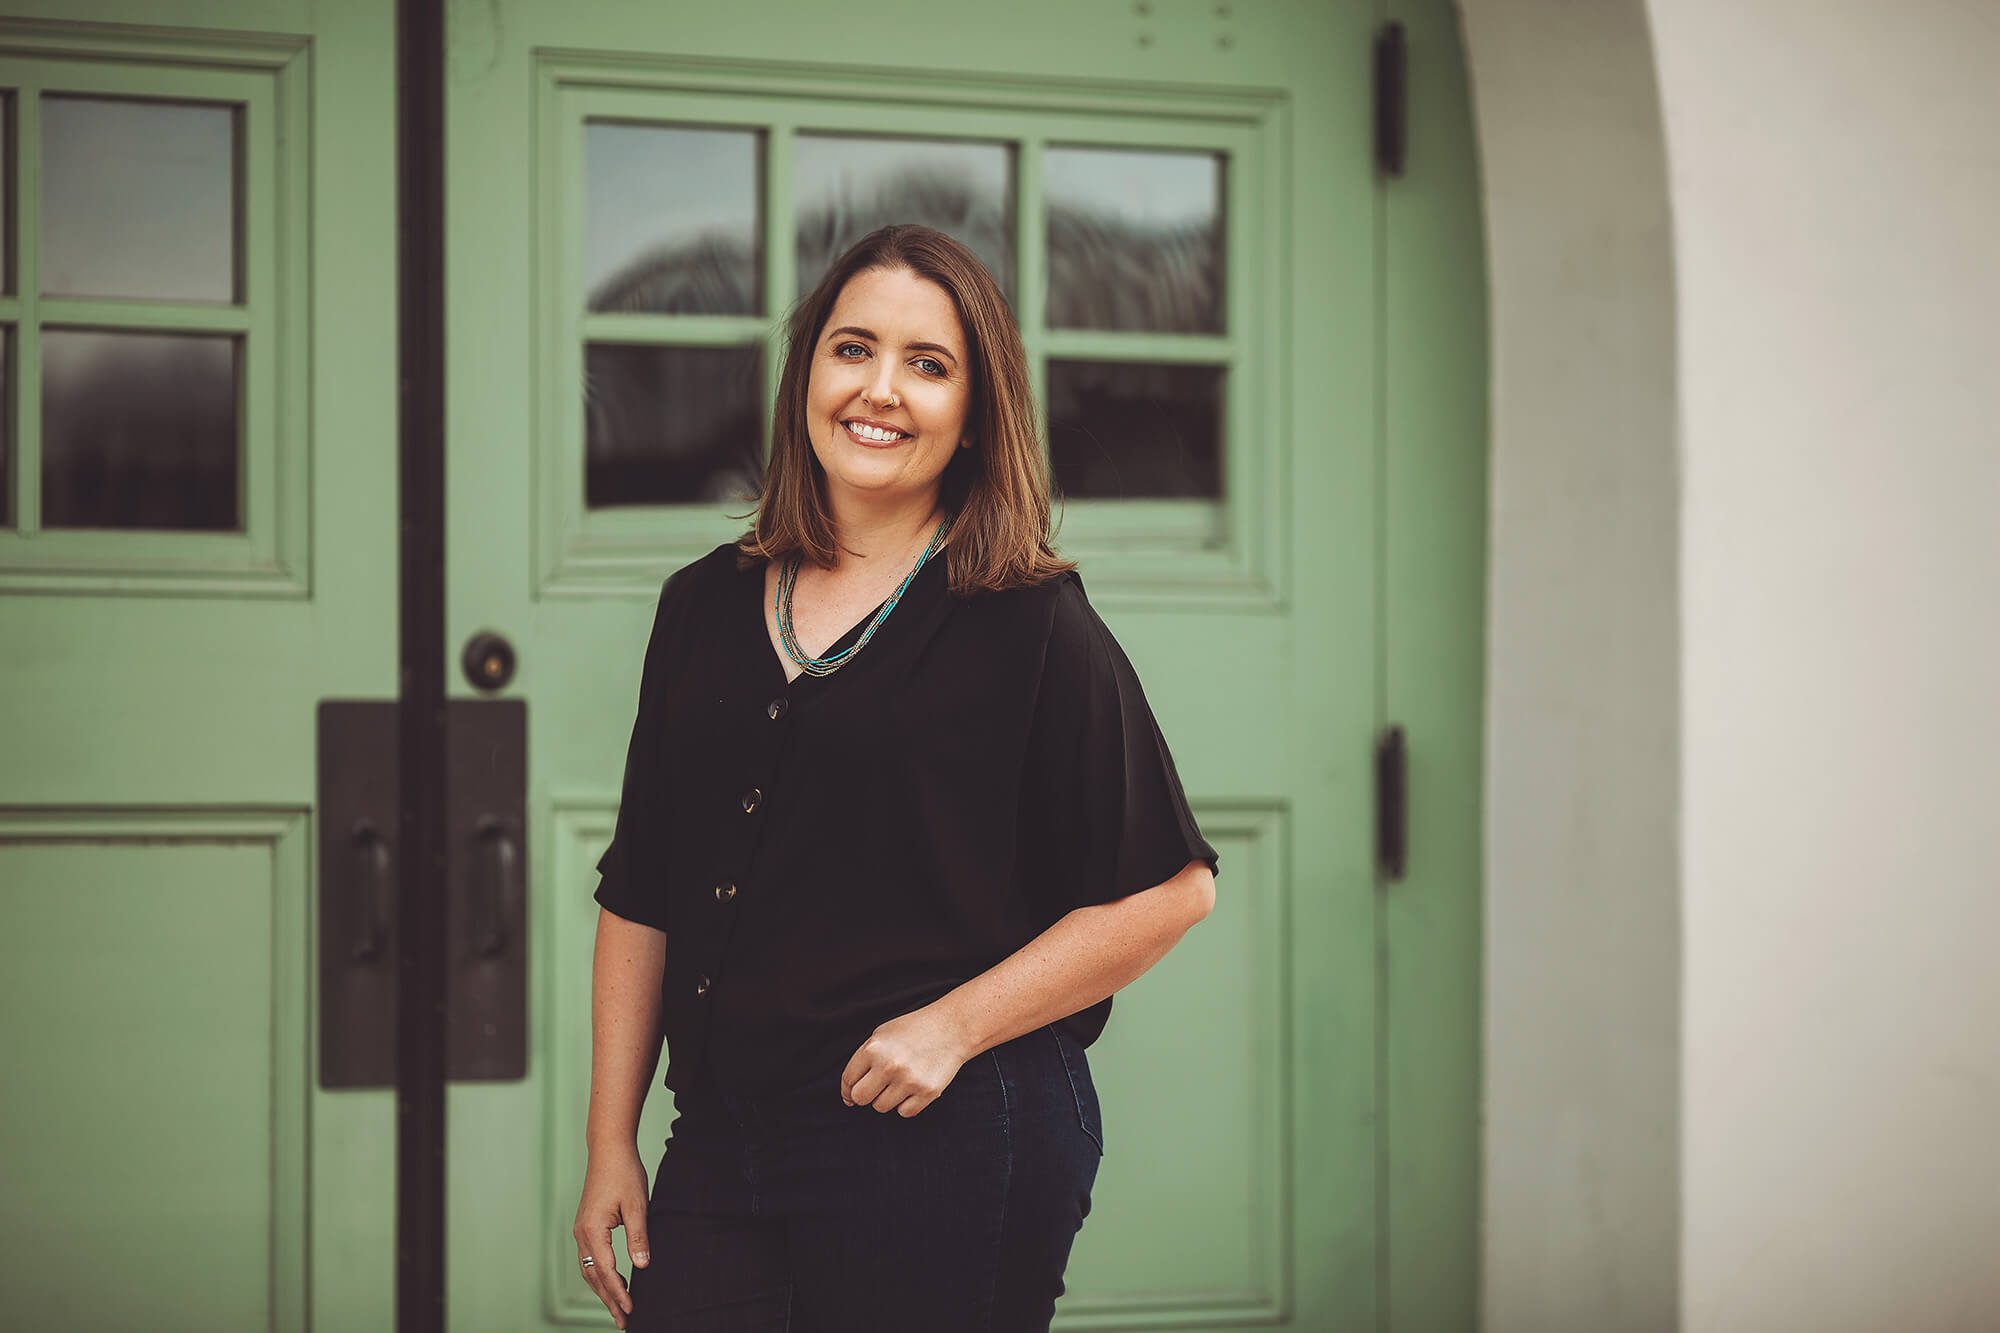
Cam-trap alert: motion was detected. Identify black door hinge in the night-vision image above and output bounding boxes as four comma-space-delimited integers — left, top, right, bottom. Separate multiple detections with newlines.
1376, 724, 1408, 881
1374, 20, 1408, 179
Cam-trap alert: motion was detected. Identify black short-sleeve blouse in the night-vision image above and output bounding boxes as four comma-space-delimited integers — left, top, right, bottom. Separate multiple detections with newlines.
593, 539, 1219, 1099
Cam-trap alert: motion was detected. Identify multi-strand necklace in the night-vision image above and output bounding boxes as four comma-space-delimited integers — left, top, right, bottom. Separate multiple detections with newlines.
775, 513, 954, 678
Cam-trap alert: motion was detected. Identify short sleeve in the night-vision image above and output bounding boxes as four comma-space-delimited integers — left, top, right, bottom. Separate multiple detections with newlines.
591, 562, 697, 931
1016, 573, 1220, 916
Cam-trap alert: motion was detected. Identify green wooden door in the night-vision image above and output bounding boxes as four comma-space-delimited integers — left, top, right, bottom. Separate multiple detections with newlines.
447, 1, 1400, 1329
0, 5, 402, 1329
0, 0, 1482, 1328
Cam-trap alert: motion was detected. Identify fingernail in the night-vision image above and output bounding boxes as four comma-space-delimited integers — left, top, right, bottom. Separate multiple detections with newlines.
634, 1250, 649, 1266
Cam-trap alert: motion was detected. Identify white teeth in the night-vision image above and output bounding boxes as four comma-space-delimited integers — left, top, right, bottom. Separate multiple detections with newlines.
846, 421, 903, 443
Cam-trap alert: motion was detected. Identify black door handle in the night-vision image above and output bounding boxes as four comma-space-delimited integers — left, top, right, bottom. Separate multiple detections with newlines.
349, 817, 394, 965
470, 814, 520, 959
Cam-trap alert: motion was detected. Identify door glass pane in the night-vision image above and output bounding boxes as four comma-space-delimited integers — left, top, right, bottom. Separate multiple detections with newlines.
584, 124, 762, 315
1046, 359, 1223, 499
41, 96, 239, 304
794, 134, 1013, 299
42, 330, 240, 530
1046, 146, 1223, 333
585, 343, 762, 507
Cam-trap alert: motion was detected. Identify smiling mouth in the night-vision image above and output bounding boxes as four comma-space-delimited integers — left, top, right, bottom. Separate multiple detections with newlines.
842, 419, 910, 445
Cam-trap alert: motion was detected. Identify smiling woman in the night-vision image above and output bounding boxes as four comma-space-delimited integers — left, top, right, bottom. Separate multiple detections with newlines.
575, 224, 1220, 1332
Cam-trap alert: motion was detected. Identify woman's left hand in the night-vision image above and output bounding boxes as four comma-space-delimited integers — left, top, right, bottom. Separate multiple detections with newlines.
840, 1006, 973, 1116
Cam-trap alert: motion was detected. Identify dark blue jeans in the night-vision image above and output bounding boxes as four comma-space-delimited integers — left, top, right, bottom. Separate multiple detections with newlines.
626, 1021, 1105, 1332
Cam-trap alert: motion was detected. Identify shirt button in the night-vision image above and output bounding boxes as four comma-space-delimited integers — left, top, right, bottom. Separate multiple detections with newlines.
714, 880, 736, 902
696, 974, 710, 996
740, 787, 762, 813
767, 697, 788, 720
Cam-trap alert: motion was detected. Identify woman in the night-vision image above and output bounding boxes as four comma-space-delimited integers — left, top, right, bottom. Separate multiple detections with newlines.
573, 224, 1219, 1331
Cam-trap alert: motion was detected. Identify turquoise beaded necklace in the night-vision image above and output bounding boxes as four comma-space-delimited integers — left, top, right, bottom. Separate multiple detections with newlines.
775, 513, 954, 678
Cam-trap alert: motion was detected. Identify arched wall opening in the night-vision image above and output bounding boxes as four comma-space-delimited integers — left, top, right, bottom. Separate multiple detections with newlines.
1457, 1, 1683, 1327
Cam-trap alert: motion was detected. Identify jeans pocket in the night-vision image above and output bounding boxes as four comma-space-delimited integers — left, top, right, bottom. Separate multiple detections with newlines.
1046, 1023, 1104, 1156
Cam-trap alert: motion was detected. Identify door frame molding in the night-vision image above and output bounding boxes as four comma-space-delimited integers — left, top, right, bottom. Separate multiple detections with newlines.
1379, 0, 1489, 1327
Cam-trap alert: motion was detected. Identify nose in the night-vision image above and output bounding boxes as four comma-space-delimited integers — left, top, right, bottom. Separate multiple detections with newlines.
861, 359, 900, 408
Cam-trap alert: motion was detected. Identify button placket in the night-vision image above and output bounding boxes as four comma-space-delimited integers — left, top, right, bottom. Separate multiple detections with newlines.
693, 687, 793, 1017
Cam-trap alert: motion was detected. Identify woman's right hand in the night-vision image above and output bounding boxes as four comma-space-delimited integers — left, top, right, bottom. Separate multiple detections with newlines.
573, 1145, 653, 1329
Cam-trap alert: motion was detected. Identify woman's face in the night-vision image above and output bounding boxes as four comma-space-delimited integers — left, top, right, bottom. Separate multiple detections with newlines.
804, 265, 972, 513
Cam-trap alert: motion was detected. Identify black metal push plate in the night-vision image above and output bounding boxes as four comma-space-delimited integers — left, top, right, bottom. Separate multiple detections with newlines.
317, 698, 528, 1088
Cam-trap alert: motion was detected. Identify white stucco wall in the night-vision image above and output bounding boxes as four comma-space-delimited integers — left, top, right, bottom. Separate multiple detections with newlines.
1464, 0, 2000, 1328
1652, 3, 2000, 1329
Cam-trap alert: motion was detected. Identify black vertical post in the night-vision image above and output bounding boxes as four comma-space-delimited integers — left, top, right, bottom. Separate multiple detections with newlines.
395, 0, 447, 1328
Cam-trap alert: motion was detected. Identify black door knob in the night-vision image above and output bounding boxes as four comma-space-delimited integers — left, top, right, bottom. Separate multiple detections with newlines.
461, 632, 516, 693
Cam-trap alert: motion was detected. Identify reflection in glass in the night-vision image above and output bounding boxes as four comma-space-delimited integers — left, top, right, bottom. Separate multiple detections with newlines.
585, 343, 763, 507
795, 134, 1012, 299
1045, 147, 1222, 333
1046, 360, 1223, 500
585, 123, 762, 315
41, 96, 238, 304
42, 330, 240, 530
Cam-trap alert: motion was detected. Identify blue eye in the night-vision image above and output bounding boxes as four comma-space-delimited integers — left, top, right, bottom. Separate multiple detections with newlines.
834, 342, 867, 358
915, 357, 946, 377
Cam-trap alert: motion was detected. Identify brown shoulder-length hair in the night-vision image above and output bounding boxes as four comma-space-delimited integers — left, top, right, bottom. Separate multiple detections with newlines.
732, 224, 1075, 595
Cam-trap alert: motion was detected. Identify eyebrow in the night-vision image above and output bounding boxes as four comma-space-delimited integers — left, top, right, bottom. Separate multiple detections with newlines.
824, 325, 961, 365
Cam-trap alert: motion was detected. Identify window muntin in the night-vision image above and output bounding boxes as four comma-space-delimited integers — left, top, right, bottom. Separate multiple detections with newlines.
0, 62, 287, 570
579, 126, 1235, 509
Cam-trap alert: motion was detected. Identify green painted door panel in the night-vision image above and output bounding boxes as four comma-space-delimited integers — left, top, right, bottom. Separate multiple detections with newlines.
0, 3, 402, 1329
